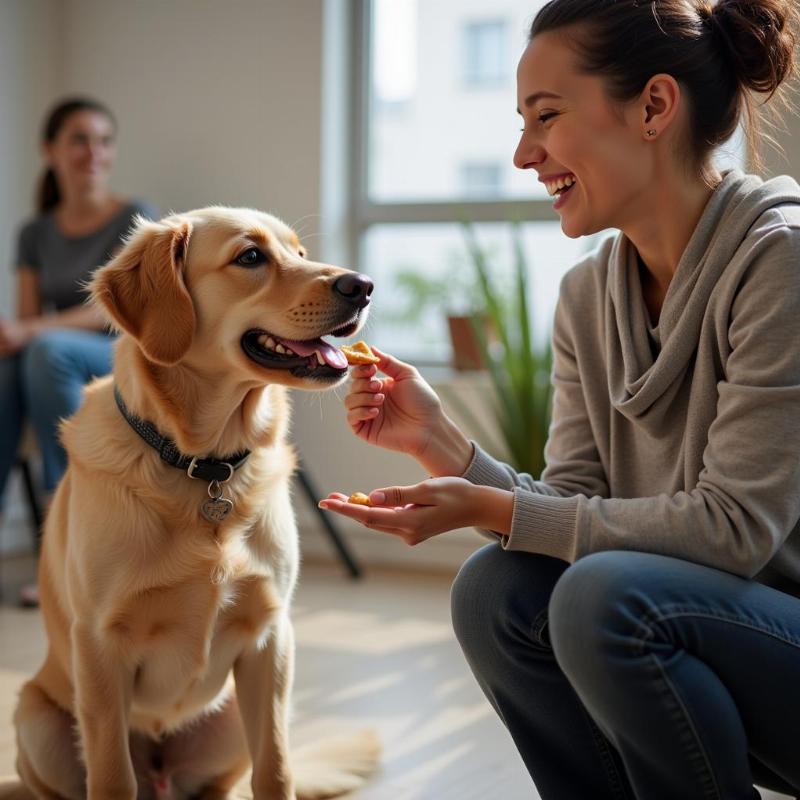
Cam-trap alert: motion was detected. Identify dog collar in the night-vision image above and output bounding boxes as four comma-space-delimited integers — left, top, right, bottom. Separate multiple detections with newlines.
113, 386, 250, 483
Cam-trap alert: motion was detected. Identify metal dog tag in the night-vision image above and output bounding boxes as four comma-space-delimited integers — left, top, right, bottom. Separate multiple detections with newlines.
201, 497, 233, 523
201, 480, 233, 523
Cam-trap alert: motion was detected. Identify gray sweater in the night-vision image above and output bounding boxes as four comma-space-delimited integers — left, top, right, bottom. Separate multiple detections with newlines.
463, 169, 800, 593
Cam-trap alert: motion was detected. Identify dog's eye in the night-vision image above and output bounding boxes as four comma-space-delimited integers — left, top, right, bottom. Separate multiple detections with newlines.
235, 248, 267, 268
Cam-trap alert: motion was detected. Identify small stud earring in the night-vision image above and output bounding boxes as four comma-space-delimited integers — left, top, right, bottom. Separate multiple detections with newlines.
646, 129, 657, 137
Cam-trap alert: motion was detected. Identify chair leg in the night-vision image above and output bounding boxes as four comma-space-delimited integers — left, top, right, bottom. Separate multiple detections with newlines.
17, 459, 43, 552
295, 465, 363, 579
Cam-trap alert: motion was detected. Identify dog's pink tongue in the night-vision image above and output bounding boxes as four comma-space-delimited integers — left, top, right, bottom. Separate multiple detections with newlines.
280, 337, 348, 369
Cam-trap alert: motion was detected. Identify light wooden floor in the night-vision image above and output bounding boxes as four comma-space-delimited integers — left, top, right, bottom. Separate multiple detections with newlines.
0, 553, 793, 800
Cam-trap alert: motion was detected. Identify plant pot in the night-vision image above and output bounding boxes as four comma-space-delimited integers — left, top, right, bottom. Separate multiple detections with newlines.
447, 314, 489, 371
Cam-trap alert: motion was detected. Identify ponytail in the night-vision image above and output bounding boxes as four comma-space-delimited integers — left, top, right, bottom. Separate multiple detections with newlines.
37, 167, 60, 214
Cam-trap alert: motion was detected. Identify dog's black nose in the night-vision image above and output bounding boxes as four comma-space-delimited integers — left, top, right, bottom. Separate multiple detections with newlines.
333, 273, 374, 309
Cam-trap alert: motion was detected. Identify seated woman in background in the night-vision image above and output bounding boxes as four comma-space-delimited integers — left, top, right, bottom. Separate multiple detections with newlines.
0, 97, 156, 602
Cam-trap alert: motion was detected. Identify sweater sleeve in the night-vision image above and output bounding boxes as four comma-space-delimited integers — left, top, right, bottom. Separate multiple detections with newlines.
494, 225, 800, 577
461, 269, 609, 559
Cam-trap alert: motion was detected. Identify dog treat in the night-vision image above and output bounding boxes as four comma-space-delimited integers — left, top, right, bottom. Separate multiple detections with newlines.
348, 492, 372, 506
341, 341, 380, 365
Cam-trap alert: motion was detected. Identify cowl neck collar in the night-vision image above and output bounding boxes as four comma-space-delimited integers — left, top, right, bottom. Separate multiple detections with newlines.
605, 169, 800, 429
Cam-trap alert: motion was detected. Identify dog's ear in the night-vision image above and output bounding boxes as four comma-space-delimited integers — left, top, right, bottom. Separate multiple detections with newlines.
91, 216, 195, 366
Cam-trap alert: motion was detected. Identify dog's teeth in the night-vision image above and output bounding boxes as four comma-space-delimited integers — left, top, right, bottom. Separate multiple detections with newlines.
315, 350, 325, 365
266, 337, 277, 350
285, 347, 295, 356
258, 334, 268, 346
275, 344, 286, 354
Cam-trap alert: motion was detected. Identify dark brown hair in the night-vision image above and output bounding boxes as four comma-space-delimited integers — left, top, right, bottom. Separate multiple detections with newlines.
529, 0, 799, 182
37, 97, 117, 213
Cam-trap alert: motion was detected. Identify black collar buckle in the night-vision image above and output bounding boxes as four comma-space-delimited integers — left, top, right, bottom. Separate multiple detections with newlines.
187, 456, 235, 483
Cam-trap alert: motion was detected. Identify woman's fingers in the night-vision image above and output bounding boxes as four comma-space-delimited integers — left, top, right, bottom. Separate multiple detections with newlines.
344, 391, 385, 411
349, 348, 411, 382
368, 483, 430, 507
347, 407, 380, 427
350, 364, 377, 381
349, 376, 383, 394
318, 496, 408, 522
370, 346, 417, 381
323, 492, 350, 502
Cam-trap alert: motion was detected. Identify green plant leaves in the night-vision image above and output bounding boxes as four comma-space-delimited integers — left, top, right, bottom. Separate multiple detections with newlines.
461, 222, 553, 479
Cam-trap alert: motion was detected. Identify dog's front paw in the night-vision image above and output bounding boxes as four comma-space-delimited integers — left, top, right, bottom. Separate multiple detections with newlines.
250, 778, 296, 800
87, 789, 137, 800
250, 790, 296, 800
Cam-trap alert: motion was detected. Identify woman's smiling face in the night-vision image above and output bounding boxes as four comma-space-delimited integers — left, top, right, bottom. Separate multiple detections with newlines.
44, 109, 117, 194
514, 31, 650, 239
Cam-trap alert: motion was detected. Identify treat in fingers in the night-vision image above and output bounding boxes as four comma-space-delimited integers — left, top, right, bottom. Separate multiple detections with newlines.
341, 341, 380, 365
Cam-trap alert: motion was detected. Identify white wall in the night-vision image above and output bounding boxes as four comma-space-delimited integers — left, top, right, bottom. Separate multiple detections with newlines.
0, 0, 326, 298
0, 0, 63, 316
59, 0, 324, 227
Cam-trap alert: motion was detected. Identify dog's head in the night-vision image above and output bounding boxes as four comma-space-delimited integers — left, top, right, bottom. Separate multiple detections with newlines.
90, 207, 372, 390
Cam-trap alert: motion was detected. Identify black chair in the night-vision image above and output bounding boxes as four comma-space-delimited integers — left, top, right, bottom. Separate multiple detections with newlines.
295, 464, 363, 579
16, 457, 43, 551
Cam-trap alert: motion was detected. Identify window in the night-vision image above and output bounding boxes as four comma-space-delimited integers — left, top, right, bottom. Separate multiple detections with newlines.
463, 20, 508, 87
352, 0, 562, 366
343, 0, 747, 366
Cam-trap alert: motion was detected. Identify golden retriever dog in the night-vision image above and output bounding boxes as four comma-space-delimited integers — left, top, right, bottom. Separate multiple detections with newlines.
2, 208, 380, 800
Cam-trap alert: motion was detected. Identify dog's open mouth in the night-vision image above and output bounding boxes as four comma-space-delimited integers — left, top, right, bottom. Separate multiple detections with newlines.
241, 318, 360, 380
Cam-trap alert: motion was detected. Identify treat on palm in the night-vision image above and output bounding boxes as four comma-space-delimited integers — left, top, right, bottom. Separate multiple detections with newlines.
348, 492, 372, 506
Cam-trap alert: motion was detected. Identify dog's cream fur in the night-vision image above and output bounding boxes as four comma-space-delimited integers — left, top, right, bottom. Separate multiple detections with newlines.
4, 208, 380, 800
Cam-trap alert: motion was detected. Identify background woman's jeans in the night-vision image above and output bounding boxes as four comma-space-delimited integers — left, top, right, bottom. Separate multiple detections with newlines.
0, 329, 114, 507
451, 544, 800, 800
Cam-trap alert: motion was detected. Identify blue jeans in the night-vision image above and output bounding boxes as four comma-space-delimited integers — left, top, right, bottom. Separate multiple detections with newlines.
0, 329, 114, 506
451, 545, 800, 800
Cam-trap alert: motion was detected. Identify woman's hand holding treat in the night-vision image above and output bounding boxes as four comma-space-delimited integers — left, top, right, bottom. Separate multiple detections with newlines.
345, 347, 473, 476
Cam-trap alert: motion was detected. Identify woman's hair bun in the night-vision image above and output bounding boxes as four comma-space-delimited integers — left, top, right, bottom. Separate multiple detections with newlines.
706, 0, 798, 98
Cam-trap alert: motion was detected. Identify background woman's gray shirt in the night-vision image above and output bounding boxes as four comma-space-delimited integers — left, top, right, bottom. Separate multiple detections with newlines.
14, 200, 157, 312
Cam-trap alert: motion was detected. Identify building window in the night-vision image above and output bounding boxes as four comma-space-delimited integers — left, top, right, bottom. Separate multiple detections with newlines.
460, 162, 503, 197
463, 20, 508, 87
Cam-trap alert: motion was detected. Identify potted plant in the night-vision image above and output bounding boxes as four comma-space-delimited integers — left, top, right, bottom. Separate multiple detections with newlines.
441, 222, 553, 478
